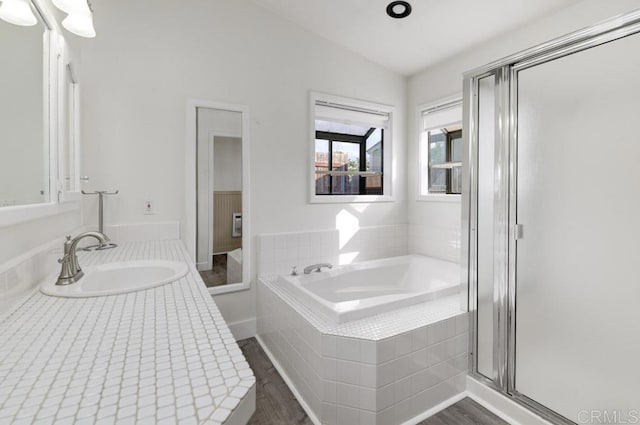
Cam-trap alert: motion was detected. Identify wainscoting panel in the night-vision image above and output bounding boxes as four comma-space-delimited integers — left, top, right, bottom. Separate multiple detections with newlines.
214, 191, 242, 253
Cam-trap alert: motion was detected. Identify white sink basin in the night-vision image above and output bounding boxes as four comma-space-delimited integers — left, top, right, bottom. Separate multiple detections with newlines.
40, 260, 189, 298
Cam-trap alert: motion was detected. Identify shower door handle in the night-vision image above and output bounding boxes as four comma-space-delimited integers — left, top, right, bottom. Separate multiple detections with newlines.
514, 224, 524, 240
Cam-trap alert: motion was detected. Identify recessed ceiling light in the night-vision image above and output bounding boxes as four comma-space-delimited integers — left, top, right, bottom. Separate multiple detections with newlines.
386, 1, 412, 19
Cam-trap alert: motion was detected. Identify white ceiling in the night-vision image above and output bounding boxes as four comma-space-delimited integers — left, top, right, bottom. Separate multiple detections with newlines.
251, 0, 583, 75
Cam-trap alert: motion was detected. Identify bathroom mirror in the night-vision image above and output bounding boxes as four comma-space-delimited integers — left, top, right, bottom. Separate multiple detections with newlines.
0, 5, 49, 208
59, 60, 79, 195
0, 1, 81, 228
186, 100, 251, 295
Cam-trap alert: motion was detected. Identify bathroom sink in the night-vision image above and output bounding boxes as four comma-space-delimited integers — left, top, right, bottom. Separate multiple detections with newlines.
40, 260, 189, 298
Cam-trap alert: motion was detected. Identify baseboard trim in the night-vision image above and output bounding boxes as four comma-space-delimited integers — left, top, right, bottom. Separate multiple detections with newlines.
466, 376, 554, 425
255, 335, 322, 425
401, 391, 468, 425
228, 318, 256, 341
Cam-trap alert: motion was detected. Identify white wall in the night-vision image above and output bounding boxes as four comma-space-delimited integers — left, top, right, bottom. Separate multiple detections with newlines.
407, 0, 640, 263
80, 0, 407, 329
214, 138, 242, 192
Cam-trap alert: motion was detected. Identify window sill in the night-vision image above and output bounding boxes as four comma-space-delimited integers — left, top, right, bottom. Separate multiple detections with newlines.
416, 194, 461, 203
310, 194, 395, 204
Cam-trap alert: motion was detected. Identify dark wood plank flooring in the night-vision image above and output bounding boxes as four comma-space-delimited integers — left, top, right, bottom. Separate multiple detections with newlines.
199, 254, 228, 287
239, 338, 312, 424
238, 338, 509, 425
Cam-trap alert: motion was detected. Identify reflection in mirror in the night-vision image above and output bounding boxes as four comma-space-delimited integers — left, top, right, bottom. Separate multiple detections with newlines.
0, 6, 48, 207
196, 107, 243, 288
61, 63, 78, 192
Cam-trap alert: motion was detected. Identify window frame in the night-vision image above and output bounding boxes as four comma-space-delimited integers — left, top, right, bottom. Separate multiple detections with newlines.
309, 92, 394, 204
417, 95, 463, 203
315, 128, 383, 196
428, 128, 462, 195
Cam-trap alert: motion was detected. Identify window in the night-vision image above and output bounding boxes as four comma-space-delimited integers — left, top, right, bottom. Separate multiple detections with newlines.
419, 99, 463, 199
311, 93, 392, 203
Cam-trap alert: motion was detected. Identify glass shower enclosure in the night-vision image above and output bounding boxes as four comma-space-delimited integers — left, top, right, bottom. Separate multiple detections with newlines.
463, 10, 640, 424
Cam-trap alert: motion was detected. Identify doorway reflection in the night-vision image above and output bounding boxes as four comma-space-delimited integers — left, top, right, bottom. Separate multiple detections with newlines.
196, 108, 243, 287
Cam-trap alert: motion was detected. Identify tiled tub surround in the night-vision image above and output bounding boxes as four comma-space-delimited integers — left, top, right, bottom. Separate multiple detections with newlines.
408, 224, 461, 265
0, 240, 256, 425
257, 276, 468, 425
256, 225, 408, 276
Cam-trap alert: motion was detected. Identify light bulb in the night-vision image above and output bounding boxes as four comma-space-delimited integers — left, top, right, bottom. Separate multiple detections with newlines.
62, 11, 96, 38
0, 0, 38, 26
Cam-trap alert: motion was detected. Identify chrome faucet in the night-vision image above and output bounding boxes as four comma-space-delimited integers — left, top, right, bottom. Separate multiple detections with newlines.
56, 231, 110, 286
303, 263, 333, 274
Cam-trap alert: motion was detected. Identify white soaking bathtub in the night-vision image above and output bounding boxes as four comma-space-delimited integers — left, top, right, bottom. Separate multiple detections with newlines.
277, 255, 459, 323
227, 248, 242, 284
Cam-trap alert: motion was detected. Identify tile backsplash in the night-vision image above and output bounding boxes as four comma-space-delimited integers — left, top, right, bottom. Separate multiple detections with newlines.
408, 223, 460, 264
257, 224, 408, 276
103, 221, 180, 243
0, 237, 64, 316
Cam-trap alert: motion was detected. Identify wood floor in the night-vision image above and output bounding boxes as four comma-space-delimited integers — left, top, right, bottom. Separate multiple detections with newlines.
238, 338, 509, 425
199, 254, 228, 287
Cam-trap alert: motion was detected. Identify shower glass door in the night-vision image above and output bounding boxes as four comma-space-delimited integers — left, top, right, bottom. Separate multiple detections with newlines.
512, 31, 640, 422
466, 11, 640, 425
475, 74, 496, 381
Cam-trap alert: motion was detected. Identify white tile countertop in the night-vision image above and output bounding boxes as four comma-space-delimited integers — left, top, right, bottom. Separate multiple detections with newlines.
0, 240, 255, 425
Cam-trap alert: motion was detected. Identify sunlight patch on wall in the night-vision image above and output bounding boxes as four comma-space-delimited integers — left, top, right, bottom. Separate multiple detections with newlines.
339, 252, 359, 265
336, 209, 359, 249
336, 209, 360, 249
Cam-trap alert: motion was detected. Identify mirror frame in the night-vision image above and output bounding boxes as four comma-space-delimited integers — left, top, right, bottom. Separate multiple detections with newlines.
185, 99, 251, 296
0, 0, 81, 228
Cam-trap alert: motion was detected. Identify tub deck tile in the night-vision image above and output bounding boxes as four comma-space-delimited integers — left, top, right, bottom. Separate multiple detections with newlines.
260, 276, 464, 341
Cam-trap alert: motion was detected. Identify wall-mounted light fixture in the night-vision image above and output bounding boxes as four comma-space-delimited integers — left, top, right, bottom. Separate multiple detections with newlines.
52, 0, 95, 38
0, 0, 38, 26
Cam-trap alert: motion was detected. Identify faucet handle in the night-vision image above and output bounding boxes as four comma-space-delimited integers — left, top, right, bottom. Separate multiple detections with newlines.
57, 254, 69, 264
290, 266, 298, 276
